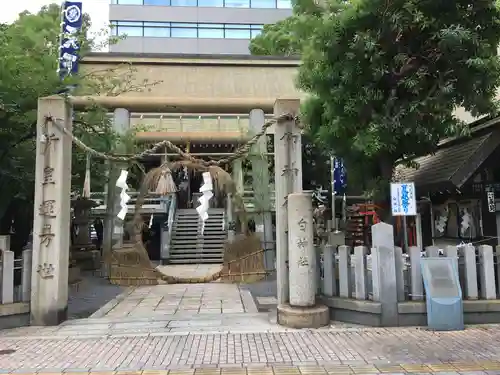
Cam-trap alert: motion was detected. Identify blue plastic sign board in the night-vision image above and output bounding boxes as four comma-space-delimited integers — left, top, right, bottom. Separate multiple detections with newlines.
391, 182, 417, 216
420, 257, 464, 331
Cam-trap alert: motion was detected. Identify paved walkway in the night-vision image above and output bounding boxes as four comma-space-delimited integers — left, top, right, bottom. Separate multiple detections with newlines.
2, 282, 500, 374
1, 325, 500, 373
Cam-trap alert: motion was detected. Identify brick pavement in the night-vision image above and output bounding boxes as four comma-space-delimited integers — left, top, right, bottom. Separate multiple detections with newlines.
4, 282, 500, 375
0, 326, 500, 373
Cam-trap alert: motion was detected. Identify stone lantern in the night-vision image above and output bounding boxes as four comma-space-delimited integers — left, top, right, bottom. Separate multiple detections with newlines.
70, 196, 100, 271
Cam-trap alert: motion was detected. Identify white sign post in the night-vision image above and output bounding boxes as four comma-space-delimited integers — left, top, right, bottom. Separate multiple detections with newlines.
391, 182, 417, 251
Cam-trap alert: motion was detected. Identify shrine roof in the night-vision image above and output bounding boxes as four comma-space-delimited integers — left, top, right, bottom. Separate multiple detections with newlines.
395, 127, 500, 194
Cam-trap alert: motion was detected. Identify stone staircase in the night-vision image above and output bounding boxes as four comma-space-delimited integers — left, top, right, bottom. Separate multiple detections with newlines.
169, 208, 226, 264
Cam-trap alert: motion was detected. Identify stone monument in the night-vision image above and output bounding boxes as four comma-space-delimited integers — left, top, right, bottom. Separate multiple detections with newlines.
31, 96, 72, 325
277, 192, 329, 328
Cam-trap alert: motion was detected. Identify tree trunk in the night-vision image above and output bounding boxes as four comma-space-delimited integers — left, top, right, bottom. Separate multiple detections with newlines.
376, 155, 396, 223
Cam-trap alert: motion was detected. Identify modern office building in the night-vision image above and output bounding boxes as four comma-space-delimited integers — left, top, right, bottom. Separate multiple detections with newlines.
109, 0, 293, 54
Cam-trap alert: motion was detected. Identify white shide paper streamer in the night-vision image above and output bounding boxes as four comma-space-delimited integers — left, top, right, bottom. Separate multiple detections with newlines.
195, 172, 213, 234
116, 170, 130, 220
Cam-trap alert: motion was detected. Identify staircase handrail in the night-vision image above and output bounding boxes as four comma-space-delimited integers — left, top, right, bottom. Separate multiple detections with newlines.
164, 193, 177, 261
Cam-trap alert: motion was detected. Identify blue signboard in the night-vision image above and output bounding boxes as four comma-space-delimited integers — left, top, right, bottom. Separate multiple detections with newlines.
58, 1, 83, 80
421, 257, 464, 331
332, 157, 347, 194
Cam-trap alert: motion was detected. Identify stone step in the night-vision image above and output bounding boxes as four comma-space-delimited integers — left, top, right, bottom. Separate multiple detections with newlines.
171, 237, 227, 242
173, 224, 224, 229
168, 258, 223, 264
62, 312, 271, 327
170, 244, 225, 250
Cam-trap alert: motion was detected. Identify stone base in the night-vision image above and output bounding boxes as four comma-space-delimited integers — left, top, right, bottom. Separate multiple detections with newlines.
277, 303, 329, 328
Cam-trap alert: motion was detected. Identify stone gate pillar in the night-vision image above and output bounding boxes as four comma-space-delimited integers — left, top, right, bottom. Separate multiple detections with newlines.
273, 99, 300, 305
249, 108, 273, 271
102, 108, 130, 271
31, 96, 72, 325
278, 192, 329, 328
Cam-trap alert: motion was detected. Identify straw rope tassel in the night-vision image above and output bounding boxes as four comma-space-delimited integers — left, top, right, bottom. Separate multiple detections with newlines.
155, 167, 177, 195
82, 153, 91, 198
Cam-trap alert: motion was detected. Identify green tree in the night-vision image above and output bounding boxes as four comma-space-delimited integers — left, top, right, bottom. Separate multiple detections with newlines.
251, 0, 500, 204
0, 4, 157, 251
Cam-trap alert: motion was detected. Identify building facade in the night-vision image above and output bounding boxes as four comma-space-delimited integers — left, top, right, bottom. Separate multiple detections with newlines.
109, 0, 292, 54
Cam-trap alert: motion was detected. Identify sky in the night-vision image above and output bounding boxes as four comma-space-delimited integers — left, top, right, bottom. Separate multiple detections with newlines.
0, 0, 110, 51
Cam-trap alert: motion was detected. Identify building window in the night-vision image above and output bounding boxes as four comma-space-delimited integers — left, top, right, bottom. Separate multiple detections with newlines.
224, 0, 250, 7
249, 24, 264, 38
276, 0, 292, 8
114, 0, 143, 4
198, 0, 224, 6
250, 0, 276, 8
144, 0, 170, 4
112, 21, 143, 36
224, 25, 250, 39
112, 21, 264, 39
198, 24, 224, 38
171, 0, 197, 5
144, 22, 171, 37
171, 23, 198, 37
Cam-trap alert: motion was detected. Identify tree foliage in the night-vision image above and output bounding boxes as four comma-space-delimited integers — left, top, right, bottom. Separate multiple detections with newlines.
251, 0, 500, 198
0, 4, 157, 251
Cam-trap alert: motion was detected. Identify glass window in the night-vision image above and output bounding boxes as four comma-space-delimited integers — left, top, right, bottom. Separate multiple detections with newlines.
144, 25, 170, 37
250, 0, 275, 7
116, 26, 143, 36
276, 0, 291, 8
144, 0, 170, 4
250, 29, 261, 38
224, 0, 250, 7
198, 0, 224, 6
171, 0, 197, 5
117, 0, 143, 4
224, 25, 250, 39
198, 24, 224, 38
171, 23, 197, 37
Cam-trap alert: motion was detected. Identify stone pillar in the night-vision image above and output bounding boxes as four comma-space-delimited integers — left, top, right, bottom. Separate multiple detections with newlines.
322, 244, 336, 297
277, 192, 329, 328
354, 246, 368, 300
371, 222, 398, 326
338, 245, 352, 298
287, 193, 316, 306
31, 95, 72, 325
22, 249, 32, 302
288, 110, 302, 193
232, 159, 244, 196
463, 244, 478, 299
478, 245, 496, 299
409, 246, 423, 301
273, 100, 297, 305
249, 109, 273, 271
0, 236, 14, 304
102, 108, 130, 271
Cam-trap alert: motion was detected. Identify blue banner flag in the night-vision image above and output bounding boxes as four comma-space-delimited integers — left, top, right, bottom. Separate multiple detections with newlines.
58, 1, 83, 80
333, 157, 347, 194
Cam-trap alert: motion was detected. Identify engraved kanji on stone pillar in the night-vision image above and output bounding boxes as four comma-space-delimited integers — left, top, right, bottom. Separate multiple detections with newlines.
31, 95, 72, 326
